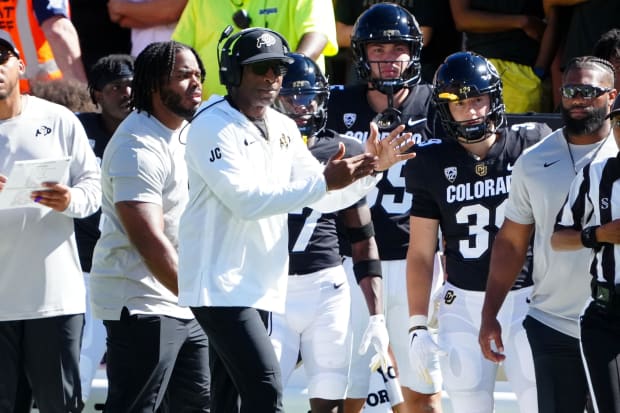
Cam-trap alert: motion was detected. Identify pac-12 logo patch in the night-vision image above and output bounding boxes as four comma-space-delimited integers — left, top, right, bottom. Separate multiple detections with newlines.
444, 166, 457, 183
343, 113, 357, 129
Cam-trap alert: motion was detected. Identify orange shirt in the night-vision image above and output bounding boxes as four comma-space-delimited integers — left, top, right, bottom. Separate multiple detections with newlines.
1, 0, 62, 91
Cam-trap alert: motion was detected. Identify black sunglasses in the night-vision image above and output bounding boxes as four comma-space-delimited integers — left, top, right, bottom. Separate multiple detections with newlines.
560, 84, 612, 99
0, 49, 15, 65
232, 9, 252, 29
249, 61, 288, 77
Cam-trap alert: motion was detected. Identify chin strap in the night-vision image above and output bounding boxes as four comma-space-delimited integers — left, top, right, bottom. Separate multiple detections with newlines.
372, 83, 403, 132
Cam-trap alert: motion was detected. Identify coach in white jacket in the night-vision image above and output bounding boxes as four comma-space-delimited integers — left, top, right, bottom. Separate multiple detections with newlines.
178, 27, 414, 413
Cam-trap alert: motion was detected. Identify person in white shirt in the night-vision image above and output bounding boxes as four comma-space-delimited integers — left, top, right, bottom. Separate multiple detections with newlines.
0, 29, 101, 412
90, 41, 210, 412
178, 26, 414, 413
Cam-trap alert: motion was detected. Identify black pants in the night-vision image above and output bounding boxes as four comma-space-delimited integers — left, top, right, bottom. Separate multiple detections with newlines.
524, 315, 589, 413
580, 302, 620, 413
103, 308, 210, 413
191, 306, 283, 413
0, 314, 84, 413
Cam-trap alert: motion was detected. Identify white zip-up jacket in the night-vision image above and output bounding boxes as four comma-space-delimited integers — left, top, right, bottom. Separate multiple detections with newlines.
178, 96, 378, 313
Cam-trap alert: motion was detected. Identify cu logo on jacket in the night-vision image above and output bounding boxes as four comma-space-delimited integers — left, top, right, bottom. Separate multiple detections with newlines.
444, 290, 456, 305
35, 125, 52, 137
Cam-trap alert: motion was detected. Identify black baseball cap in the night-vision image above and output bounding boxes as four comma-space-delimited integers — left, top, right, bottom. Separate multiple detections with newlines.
234, 29, 294, 65
0, 30, 19, 57
609, 94, 620, 119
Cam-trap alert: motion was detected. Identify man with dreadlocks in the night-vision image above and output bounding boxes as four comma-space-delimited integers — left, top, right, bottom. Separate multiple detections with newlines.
90, 41, 210, 412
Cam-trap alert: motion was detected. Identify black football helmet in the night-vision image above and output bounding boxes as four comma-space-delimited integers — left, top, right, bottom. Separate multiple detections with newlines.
351, 3, 423, 93
433, 51, 505, 143
273, 53, 329, 137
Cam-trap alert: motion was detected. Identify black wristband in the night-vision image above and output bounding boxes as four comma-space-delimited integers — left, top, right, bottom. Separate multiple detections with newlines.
581, 225, 602, 249
408, 325, 428, 334
346, 222, 375, 243
353, 259, 382, 283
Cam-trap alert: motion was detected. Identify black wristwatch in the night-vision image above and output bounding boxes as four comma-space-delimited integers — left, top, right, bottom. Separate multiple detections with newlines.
581, 225, 602, 249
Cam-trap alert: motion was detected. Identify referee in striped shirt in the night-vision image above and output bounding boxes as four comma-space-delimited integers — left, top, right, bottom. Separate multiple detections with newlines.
552, 93, 620, 413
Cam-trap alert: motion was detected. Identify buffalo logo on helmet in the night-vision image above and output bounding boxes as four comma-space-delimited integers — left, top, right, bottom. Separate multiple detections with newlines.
291, 80, 311, 88
459, 85, 471, 96
343, 113, 357, 129
444, 166, 457, 183
381, 29, 400, 37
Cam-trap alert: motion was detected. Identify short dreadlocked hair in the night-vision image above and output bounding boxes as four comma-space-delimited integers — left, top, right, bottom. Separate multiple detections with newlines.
131, 41, 205, 114
88, 54, 135, 105
563, 56, 616, 87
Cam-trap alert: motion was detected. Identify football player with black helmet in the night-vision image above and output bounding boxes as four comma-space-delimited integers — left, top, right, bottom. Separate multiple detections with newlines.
272, 52, 403, 413
405, 51, 551, 413
326, 3, 445, 413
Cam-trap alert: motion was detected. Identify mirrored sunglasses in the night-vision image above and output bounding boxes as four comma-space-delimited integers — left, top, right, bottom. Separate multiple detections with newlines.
560, 84, 611, 99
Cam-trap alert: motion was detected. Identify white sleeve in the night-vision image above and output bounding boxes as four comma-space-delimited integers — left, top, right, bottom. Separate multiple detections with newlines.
504, 157, 534, 225
63, 112, 101, 218
288, 132, 380, 213
308, 173, 380, 213
185, 116, 327, 220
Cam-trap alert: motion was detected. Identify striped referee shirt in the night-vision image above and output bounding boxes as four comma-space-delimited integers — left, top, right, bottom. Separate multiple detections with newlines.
555, 151, 620, 286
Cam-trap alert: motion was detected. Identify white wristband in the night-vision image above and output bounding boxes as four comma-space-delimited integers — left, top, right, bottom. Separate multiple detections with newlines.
409, 315, 428, 329
369, 314, 385, 323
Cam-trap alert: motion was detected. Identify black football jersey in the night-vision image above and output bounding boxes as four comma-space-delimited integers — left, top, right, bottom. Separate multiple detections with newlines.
405, 122, 552, 291
75, 113, 111, 272
327, 83, 435, 260
288, 130, 366, 275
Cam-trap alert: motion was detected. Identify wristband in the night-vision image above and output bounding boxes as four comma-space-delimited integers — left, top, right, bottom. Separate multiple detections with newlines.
408, 315, 428, 333
408, 325, 428, 333
346, 222, 375, 243
581, 225, 602, 249
353, 259, 382, 283
369, 314, 385, 323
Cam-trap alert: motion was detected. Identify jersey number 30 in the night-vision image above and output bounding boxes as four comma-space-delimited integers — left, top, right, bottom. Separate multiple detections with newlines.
455, 199, 507, 259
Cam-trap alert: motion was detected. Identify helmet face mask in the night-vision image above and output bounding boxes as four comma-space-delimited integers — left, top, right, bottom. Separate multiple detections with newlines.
433, 52, 505, 143
351, 3, 423, 93
274, 53, 329, 137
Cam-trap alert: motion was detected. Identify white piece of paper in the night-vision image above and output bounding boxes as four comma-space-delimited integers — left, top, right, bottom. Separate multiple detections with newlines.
0, 157, 71, 209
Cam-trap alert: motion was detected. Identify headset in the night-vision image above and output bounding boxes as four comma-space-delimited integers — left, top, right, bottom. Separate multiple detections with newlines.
218, 25, 291, 88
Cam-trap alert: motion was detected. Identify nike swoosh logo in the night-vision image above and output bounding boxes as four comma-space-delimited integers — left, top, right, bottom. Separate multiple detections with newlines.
407, 118, 427, 128
244, 139, 256, 146
410, 332, 418, 346
333, 282, 344, 290
543, 160, 560, 168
